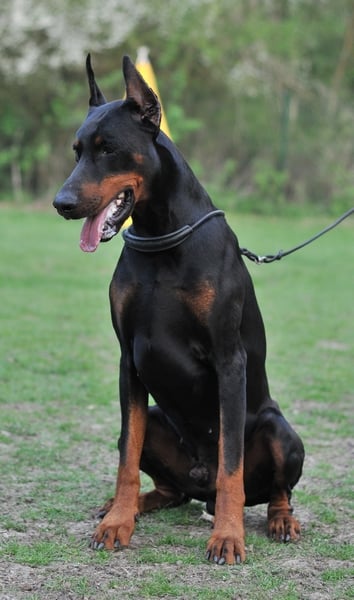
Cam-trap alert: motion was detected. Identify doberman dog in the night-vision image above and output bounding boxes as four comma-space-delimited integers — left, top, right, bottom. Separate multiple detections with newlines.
53, 55, 304, 565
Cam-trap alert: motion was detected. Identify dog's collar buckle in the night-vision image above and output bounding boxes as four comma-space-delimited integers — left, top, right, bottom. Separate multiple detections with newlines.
122, 210, 225, 253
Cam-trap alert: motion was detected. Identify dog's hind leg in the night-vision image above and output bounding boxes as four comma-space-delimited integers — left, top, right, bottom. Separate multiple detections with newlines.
138, 406, 192, 512
96, 484, 186, 519
138, 405, 214, 512
96, 405, 206, 519
265, 411, 305, 542
138, 482, 190, 513
244, 407, 305, 541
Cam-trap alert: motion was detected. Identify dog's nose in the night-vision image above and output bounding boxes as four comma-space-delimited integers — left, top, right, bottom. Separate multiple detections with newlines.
53, 189, 77, 217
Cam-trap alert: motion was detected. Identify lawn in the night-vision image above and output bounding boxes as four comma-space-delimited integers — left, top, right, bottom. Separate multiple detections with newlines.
0, 205, 353, 599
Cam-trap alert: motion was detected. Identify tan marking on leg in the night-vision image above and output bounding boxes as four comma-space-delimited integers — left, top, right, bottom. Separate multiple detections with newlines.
138, 485, 186, 513
92, 402, 147, 549
267, 439, 301, 542
270, 438, 285, 470
267, 489, 301, 542
206, 419, 246, 565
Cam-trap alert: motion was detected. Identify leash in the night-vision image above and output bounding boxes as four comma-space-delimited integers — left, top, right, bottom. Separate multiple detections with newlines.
240, 207, 354, 264
122, 209, 225, 252
122, 206, 353, 259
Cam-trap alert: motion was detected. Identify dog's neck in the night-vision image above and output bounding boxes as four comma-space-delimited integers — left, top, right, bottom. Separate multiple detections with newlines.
131, 133, 214, 237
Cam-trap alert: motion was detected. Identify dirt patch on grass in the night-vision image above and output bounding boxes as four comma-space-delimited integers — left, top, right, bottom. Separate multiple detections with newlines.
1, 431, 353, 600
1, 390, 353, 600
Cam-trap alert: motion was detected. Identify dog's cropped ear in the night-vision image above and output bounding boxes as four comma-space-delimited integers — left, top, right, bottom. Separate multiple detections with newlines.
122, 55, 161, 130
86, 54, 107, 108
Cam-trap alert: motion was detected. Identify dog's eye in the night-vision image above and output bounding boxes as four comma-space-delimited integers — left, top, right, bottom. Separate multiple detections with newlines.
101, 144, 113, 156
93, 138, 113, 157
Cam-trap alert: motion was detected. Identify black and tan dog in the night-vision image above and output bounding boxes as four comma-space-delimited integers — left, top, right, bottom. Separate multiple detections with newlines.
53, 55, 304, 565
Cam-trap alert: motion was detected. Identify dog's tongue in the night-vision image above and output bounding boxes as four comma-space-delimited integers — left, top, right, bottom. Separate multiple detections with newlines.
80, 204, 111, 252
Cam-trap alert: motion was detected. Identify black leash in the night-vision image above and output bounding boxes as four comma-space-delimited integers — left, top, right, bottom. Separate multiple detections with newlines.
122, 206, 353, 259
240, 207, 354, 264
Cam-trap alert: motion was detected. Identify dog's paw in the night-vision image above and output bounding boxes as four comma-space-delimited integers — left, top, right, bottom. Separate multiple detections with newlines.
90, 510, 136, 550
268, 514, 301, 542
205, 531, 246, 565
95, 497, 114, 519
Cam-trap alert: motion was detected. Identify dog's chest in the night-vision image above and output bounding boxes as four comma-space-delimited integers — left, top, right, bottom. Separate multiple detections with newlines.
116, 274, 216, 397
132, 326, 215, 411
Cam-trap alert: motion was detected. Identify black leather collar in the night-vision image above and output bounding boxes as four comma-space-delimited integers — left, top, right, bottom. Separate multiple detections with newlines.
122, 210, 225, 253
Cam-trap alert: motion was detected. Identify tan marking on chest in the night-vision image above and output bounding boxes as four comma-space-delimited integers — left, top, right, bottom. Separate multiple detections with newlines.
110, 281, 137, 328
179, 282, 216, 323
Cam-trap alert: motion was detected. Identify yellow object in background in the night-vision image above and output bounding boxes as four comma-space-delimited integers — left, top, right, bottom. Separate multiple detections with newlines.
123, 47, 172, 229
135, 46, 172, 138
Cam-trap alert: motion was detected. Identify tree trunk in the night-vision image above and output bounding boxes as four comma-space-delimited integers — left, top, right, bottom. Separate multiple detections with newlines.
330, 10, 354, 112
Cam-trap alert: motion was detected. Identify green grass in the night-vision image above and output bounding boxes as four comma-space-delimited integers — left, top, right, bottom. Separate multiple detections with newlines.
0, 205, 353, 599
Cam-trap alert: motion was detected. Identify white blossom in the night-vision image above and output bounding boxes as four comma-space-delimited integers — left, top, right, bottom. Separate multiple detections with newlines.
0, 0, 146, 75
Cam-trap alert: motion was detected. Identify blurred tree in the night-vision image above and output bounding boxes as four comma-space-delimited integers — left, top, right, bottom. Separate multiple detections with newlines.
0, 0, 354, 211
0, 0, 145, 74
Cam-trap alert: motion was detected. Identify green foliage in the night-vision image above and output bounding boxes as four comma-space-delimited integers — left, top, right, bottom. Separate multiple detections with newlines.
237, 160, 289, 214
1, 1, 354, 210
166, 103, 202, 144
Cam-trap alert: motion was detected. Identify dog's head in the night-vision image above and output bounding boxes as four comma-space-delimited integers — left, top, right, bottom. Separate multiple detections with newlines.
53, 55, 162, 252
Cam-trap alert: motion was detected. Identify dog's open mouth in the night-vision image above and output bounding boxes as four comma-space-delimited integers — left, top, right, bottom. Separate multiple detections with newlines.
80, 189, 134, 252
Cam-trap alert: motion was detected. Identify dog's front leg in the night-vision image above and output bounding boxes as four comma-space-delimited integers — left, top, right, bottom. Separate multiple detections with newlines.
206, 347, 247, 565
91, 356, 148, 550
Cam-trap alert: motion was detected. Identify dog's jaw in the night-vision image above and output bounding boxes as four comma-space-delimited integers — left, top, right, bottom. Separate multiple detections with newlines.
80, 189, 134, 252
